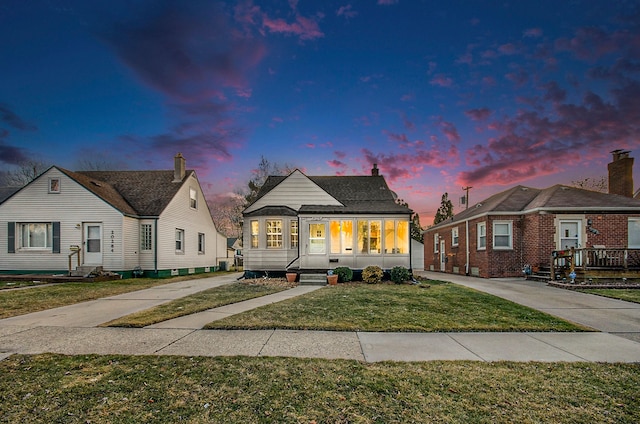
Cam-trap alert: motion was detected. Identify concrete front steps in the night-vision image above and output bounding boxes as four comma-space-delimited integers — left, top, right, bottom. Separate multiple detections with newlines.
69, 266, 101, 277
298, 273, 328, 286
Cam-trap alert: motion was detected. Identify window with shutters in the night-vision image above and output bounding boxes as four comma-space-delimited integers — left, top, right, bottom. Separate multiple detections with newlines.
18, 223, 53, 249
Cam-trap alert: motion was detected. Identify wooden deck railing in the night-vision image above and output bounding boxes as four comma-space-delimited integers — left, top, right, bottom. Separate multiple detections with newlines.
551, 247, 640, 280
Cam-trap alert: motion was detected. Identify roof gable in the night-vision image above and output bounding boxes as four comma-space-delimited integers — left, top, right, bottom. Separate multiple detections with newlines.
60, 168, 192, 217
244, 170, 412, 215
244, 170, 342, 213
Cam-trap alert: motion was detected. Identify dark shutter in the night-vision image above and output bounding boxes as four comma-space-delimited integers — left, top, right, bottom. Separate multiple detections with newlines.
52, 222, 60, 253
7, 222, 15, 254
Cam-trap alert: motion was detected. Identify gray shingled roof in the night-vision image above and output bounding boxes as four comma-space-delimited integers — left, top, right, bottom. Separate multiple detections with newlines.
252, 173, 412, 214
430, 184, 640, 230
59, 168, 191, 217
0, 186, 21, 204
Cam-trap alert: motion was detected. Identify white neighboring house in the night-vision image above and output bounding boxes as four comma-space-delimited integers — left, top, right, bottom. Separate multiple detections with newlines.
0, 153, 227, 277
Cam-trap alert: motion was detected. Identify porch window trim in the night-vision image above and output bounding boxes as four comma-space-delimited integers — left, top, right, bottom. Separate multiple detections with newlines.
266, 219, 283, 249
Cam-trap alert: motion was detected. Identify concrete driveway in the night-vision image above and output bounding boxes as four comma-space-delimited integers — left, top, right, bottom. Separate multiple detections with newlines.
416, 270, 640, 342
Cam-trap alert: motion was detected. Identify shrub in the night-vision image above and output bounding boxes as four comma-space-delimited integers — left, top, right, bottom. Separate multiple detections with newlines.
333, 266, 353, 283
390, 266, 411, 284
362, 265, 384, 284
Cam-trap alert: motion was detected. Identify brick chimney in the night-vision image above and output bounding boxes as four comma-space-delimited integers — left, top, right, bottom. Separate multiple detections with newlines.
608, 149, 633, 197
371, 163, 379, 176
173, 152, 186, 183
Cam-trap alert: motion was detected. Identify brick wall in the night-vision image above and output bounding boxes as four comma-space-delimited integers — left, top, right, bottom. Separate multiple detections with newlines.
424, 212, 640, 278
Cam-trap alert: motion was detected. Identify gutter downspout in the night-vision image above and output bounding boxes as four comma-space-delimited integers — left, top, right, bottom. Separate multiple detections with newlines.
465, 219, 470, 275
154, 218, 159, 276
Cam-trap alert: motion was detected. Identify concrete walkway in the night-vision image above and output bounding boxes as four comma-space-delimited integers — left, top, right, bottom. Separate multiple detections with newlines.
1, 271, 640, 363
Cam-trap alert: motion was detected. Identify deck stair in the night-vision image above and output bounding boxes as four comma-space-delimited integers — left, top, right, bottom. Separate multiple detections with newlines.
298, 273, 327, 286
69, 266, 101, 278
525, 266, 552, 282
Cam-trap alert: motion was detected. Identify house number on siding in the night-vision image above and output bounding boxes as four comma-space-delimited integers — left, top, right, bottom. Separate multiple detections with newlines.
111, 231, 115, 253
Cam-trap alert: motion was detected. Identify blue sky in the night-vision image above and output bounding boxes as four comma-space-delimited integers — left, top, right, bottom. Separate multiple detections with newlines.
2, 0, 640, 225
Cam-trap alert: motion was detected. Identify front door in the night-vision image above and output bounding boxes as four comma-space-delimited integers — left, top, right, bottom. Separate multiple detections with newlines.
440, 240, 446, 271
559, 220, 582, 266
306, 222, 328, 268
83, 223, 103, 265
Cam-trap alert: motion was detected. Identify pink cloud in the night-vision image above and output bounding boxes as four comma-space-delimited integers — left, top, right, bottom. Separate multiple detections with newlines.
377, 0, 399, 4
400, 93, 414, 102
498, 43, 518, 55
523, 27, 542, 38
438, 120, 461, 143
361, 145, 459, 183
465, 107, 493, 121
262, 14, 324, 40
429, 74, 453, 87
457, 79, 640, 187
337, 4, 358, 18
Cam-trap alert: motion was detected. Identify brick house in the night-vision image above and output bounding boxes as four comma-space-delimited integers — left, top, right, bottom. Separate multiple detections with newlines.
424, 150, 640, 278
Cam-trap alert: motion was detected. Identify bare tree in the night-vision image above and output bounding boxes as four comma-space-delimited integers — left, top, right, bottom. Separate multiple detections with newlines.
209, 193, 245, 239
4, 159, 50, 186
243, 156, 296, 207
570, 176, 607, 193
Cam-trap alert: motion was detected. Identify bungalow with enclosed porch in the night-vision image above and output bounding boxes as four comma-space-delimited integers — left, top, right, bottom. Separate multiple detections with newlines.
242, 165, 413, 276
0, 153, 227, 278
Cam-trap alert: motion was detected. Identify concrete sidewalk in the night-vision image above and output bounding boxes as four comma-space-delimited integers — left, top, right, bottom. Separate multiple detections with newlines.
1, 326, 639, 363
1, 271, 640, 363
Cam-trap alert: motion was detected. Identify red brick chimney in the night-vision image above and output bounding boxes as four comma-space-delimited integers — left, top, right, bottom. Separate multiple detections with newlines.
608, 149, 633, 197
173, 152, 186, 183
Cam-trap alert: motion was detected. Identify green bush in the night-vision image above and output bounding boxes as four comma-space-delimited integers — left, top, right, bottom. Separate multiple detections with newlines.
362, 265, 384, 284
334, 267, 353, 283
390, 266, 411, 284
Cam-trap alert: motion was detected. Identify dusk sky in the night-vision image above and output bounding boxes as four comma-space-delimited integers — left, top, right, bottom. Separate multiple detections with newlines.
2, 0, 640, 226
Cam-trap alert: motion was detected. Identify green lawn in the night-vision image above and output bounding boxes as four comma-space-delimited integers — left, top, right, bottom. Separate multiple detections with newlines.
205, 281, 587, 332
1, 354, 637, 423
102, 281, 291, 328
0, 272, 232, 320
578, 288, 640, 304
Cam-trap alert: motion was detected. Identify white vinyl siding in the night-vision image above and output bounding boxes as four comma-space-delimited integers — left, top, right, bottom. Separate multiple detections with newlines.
155, 173, 222, 270
0, 168, 124, 272
243, 170, 341, 213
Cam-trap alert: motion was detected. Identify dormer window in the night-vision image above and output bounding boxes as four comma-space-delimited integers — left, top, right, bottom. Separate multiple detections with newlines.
49, 178, 60, 193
